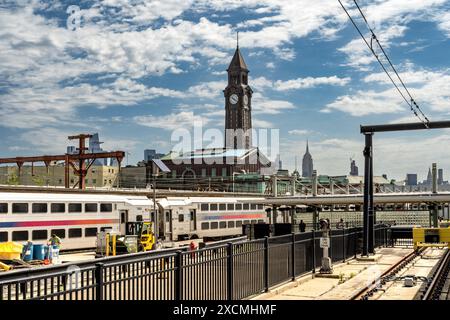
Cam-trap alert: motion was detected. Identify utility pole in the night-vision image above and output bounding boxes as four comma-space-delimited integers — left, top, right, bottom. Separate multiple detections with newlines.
153, 173, 157, 239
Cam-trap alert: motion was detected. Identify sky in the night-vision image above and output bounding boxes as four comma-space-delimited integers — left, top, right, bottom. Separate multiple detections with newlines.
1, 0, 450, 182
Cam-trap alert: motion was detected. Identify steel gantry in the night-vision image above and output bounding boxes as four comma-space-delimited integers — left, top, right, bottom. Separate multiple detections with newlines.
0, 134, 125, 189
360, 120, 450, 256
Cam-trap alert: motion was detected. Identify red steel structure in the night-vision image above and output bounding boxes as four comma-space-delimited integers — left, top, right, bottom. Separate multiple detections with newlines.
0, 134, 125, 189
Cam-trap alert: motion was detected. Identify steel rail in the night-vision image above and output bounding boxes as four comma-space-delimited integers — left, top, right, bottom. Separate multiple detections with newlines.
350, 248, 423, 300
422, 249, 450, 300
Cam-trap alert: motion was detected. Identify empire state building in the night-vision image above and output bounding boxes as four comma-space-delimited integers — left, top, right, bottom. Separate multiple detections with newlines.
302, 141, 314, 178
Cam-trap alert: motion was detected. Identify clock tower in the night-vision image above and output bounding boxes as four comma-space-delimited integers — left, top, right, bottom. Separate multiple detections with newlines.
224, 43, 253, 149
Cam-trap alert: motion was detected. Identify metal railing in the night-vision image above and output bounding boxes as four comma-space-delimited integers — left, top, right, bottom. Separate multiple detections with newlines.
0, 225, 392, 301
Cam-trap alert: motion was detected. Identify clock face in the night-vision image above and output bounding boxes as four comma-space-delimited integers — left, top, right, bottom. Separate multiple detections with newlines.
243, 94, 249, 106
229, 94, 239, 105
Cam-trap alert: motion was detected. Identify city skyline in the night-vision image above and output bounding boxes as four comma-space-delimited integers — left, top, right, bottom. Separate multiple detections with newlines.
1, 1, 450, 180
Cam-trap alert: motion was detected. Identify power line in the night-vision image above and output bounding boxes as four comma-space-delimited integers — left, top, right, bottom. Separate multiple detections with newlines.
338, 0, 430, 128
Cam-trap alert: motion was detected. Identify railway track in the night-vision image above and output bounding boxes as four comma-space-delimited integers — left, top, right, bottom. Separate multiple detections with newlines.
421, 249, 450, 300
350, 247, 450, 300
350, 249, 423, 300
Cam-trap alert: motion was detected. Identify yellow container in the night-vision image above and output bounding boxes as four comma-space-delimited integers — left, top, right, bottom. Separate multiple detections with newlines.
0, 242, 23, 260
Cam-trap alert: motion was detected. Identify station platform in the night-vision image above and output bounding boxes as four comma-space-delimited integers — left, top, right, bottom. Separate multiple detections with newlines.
253, 247, 415, 300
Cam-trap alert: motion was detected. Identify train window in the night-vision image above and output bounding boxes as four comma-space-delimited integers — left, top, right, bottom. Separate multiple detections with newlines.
236, 221, 242, 227
200, 203, 209, 211
201, 222, 209, 230
166, 212, 170, 222
243, 220, 250, 224
12, 203, 28, 214
227, 221, 235, 228
0, 203, 7, 213
235, 203, 242, 210
12, 231, 28, 241
178, 214, 184, 222
68, 203, 82, 213
0, 232, 8, 242
258, 220, 264, 223
100, 203, 113, 212
219, 204, 226, 211
51, 203, 65, 213
100, 227, 112, 232
219, 221, 226, 229
190, 211, 194, 221
85, 228, 98, 237
51, 229, 65, 239
250, 204, 257, 210
251, 220, 257, 224
210, 204, 218, 211
210, 222, 218, 229
227, 203, 234, 211
85, 203, 98, 213
32, 203, 48, 214
69, 228, 82, 238
136, 215, 143, 222
32, 230, 48, 240
243, 204, 249, 210
258, 204, 263, 210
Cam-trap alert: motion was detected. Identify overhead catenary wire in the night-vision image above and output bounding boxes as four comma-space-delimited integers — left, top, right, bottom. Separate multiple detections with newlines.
337, 0, 430, 128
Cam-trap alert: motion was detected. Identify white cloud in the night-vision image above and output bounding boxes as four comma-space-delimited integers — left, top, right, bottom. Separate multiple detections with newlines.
253, 118, 274, 128
274, 76, 351, 91
187, 80, 226, 99
18, 127, 80, 154
251, 92, 296, 115
251, 76, 274, 90
133, 111, 210, 130
363, 67, 450, 113
322, 90, 404, 116
436, 11, 450, 36
337, 0, 448, 70
252, 75, 351, 91
288, 129, 312, 136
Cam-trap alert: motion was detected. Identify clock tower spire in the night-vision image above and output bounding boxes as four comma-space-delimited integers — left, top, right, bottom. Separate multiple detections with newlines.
224, 39, 253, 149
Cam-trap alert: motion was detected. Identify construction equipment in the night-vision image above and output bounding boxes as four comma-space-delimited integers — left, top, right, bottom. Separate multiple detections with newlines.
96, 222, 156, 257
125, 221, 156, 252
413, 227, 450, 250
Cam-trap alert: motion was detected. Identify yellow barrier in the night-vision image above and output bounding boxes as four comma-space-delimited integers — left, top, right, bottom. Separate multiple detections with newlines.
413, 227, 450, 250
0, 261, 12, 271
112, 234, 116, 256
105, 233, 110, 257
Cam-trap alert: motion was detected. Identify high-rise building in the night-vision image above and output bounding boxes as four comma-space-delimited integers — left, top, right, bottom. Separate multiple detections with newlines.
425, 167, 432, 185
144, 149, 164, 162
224, 43, 253, 149
66, 146, 77, 155
302, 141, 313, 178
67, 133, 115, 166
406, 173, 418, 186
350, 159, 358, 176
438, 168, 444, 185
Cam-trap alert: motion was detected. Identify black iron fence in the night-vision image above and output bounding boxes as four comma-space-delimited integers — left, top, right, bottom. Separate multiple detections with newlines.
0, 225, 392, 301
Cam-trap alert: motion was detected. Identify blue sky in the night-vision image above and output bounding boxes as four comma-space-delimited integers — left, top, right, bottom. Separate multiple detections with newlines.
1, 0, 450, 181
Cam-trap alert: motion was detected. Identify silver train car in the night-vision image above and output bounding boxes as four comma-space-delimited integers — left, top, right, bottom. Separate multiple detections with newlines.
0, 192, 268, 249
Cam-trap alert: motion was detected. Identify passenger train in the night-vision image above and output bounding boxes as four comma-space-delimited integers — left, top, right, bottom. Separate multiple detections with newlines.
0, 192, 268, 250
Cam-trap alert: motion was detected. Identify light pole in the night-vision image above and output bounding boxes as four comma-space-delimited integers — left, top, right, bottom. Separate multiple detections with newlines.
153, 173, 157, 239
150, 159, 170, 241
126, 151, 131, 166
